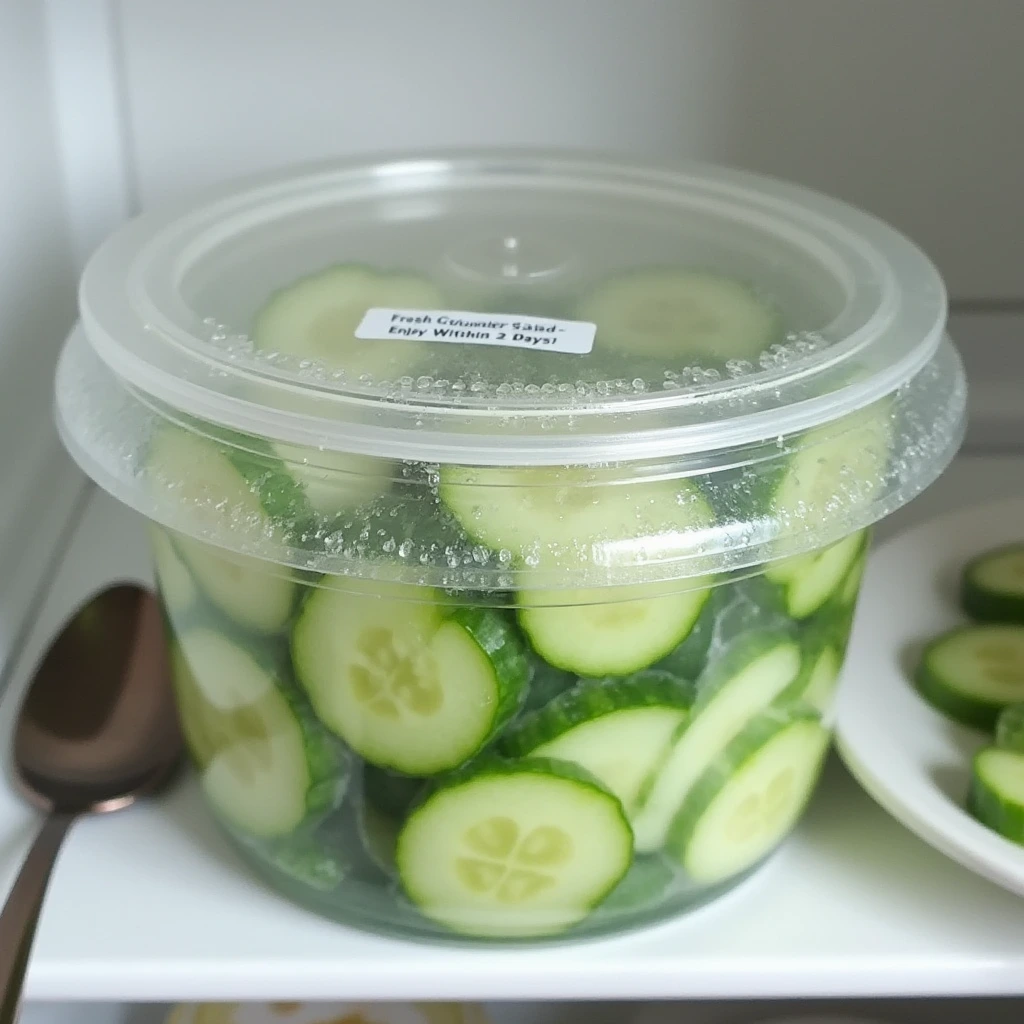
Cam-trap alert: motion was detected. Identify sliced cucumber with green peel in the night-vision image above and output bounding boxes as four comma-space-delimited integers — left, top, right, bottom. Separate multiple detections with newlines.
253, 264, 442, 379
175, 535, 298, 636
357, 791, 404, 877
961, 544, 1024, 625
293, 587, 529, 774
632, 633, 802, 852
501, 674, 694, 815
996, 704, 1024, 754
522, 656, 577, 714
356, 765, 424, 875
253, 833, 348, 892
653, 584, 720, 683
577, 269, 779, 362
272, 441, 395, 518
790, 643, 842, 713
598, 853, 677, 913
768, 407, 892, 526
765, 531, 867, 620
361, 763, 426, 819
147, 424, 308, 537
666, 706, 829, 883
517, 582, 712, 678
171, 628, 347, 838
395, 758, 633, 938
838, 546, 868, 609
914, 625, 1024, 731
150, 527, 197, 619
967, 747, 1024, 845
438, 465, 716, 572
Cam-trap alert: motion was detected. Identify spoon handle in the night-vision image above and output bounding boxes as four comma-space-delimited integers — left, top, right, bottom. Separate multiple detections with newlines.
0, 814, 76, 1024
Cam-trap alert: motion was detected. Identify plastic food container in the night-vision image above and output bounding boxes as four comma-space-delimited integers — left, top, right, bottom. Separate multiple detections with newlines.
55, 151, 966, 944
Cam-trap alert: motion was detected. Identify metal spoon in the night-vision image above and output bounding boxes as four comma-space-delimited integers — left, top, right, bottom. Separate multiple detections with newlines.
0, 583, 183, 1022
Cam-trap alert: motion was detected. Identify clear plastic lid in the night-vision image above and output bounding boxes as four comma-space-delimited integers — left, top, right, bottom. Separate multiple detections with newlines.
57, 150, 966, 593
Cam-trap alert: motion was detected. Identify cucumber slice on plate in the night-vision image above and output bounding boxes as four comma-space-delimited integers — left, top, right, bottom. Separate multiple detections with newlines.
967, 746, 1024, 845
996, 704, 1024, 753
914, 624, 1024, 731
253, 265, 442, 379
517, 582, 712, 678
171, 629, 347, 838
395, 758, 633, 938
293, 587, 529, 774
501, 673, 694, 815
576, 269, 779, 362
765, 531, 867, 620
666, 705, 829, 883
438, 465, 716, 573
631, 632, 802, 852
150, 527, 198, 619
961, 544, 1024, 625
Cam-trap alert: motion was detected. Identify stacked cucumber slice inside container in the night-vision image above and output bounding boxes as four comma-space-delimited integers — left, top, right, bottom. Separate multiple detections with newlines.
56, 152, 965, 942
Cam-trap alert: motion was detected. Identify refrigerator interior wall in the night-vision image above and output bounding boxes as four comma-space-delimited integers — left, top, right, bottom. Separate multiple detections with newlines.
0, 0, 87, 678
1, 0, 1022, 674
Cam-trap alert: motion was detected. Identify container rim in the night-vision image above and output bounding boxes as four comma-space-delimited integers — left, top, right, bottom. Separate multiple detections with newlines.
78, 148, 948, 466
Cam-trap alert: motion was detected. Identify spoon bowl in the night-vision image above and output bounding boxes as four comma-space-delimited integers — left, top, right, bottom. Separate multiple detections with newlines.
0, 583, 182, 1020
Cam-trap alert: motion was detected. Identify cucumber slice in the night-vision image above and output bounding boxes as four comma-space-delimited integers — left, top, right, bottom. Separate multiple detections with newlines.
271, 441, 394, 518
653, 584, 720, 682
838, 545, 868, 609
146, 424, 308, 536
248, 832, 348, 892
175, 536, 298, 636
914, 625, 1024, 731
517, 583, 712, 678
522, 655, 577, 714
632, 633, 802, 852
577, 269, 779, 362
171, 629, 347, 838
361, 763, 426, 819
356, 765, 425, 876
357, 797, 403, 877
789, 643, 842, 714
438, 465, 716, 573
395, 758, 633, 938
501, 674, 694, 815
967, 746, 1024, 844
769, 408, 892, 526
253, 265, 442, 378
293, 588, 529, 774
961, 544, 1024, 625
598, 853, 677, 913
667, 706, 829, 883
150, 527, 197, 619
765, 532, 866, 620
996, 704, 1024, 754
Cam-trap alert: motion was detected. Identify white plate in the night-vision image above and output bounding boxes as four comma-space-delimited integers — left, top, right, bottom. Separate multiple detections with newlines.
835, 496, 1024, 898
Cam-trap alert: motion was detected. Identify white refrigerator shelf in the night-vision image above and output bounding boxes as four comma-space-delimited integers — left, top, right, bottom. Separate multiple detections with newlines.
3, 456, 1024, 1003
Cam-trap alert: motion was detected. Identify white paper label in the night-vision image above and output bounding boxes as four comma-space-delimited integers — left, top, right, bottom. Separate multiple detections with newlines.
355, 308, 596, 355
